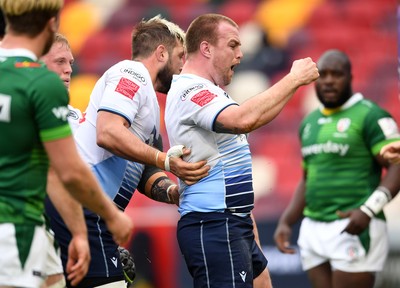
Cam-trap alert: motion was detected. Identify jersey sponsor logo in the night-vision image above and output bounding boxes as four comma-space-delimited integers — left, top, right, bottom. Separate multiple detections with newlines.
317, 117, 332, 125
115, 77, 140, 99
191, 90, 216, 107
0, 94, 11, 122
52, 106, 70, 121
337, 118, 351, 132
301, 141, 349, 157
180, 84, 204, 101
14, 61, 41, 68
378, 117, 400, 139
120, 67, 147, 85
67, 109, 80, 120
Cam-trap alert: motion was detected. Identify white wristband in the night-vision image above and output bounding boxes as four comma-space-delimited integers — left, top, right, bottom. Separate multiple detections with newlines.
166, 184, 177, 202
164, 145, 185, 171
361, 187, 391, 217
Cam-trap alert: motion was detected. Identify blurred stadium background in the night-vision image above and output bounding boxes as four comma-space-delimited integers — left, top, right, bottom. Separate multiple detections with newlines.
59, 0, 399, 287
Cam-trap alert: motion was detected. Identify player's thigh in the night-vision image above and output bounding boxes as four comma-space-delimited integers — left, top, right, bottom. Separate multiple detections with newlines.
0, 223, 50, 287
307, 262, 332, 288
297, 218, 330, 271
333, 270, 374, 288
178, 212, 255, 288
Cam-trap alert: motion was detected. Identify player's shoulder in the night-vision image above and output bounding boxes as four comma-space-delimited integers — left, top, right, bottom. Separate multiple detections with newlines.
110, 59, 150, 86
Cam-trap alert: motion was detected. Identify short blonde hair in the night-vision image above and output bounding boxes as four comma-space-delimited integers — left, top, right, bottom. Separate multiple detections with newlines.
0, 0, 63, 16
0, 0, 63, 37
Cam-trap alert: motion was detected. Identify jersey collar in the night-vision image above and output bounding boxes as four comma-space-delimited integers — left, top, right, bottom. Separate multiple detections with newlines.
320, 93, 363, 116
0, 47, 37, 61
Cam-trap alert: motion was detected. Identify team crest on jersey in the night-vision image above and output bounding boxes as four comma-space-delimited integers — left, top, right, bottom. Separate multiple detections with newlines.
337, 118, 351, 133
120, 67, 147, 85
14, 61, 41, 68
115, 77, 140, 99
191, 90, 216, 107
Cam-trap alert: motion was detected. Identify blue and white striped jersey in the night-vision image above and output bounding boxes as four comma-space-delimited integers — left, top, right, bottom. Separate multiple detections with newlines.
74, 60, 160, 210
165, 74, 254, 216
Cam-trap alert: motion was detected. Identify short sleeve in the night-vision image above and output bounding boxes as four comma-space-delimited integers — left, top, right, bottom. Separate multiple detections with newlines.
31, 72, 72, 142
180, 84, 237, 131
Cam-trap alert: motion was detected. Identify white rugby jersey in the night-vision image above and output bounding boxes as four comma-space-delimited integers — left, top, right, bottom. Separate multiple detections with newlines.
67, 104, 82, 132
165, 74, 254, 216
74, 60, 160, 210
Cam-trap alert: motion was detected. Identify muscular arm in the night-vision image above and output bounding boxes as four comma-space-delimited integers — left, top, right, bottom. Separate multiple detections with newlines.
339, 154, 400, 235
214, 58, 319, 134
137, 168, 179, 205
46, 169, 89, 286
43, 136, 133, 245
96, 111, 209, 185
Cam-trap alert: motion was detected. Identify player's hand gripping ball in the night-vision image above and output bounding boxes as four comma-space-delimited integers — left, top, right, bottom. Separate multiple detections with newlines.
118, 246, 136, 286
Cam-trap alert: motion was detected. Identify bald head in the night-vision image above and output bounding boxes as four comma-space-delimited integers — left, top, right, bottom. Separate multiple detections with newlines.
315, 49, 353, 108
317, 49, 351, 74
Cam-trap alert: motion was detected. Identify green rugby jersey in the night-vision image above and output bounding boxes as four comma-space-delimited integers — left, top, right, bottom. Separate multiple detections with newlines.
300, 93, 400, 221
0, 49, 72, 225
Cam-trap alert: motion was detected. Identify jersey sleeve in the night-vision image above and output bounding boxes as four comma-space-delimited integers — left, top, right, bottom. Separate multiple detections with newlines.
97, 65, 146, 125
31, 72, 72, 142
179, 84, 238, 131
363, 106, 400, 155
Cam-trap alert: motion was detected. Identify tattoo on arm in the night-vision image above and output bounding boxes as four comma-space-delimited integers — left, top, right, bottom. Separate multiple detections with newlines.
150, 176, 175, 203
214, 120, 238, 134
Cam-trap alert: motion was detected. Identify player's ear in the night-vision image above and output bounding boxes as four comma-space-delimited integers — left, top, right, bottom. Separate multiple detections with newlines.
200, 41, 211, 59
156, 44, 168, 63
48, 14, 60, 33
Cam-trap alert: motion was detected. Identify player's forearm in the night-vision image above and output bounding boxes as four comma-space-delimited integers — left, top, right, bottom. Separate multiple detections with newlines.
56, 160, 120, 222
139, 172, 176, 204
215, 73, 298, 134
240, 73, 298, 131
47, 169, 87, 238
97, 125, 169, 170
279, 180, 306, 226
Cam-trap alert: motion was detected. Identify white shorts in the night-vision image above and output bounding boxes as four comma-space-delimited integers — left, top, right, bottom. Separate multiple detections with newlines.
0, 223, 55, 287
45, 229, 64, 276
298, 217, 388, 272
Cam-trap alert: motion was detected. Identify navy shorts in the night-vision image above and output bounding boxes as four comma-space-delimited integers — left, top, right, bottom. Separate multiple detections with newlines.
44, 197, 124, 288
177, 212, 268, 288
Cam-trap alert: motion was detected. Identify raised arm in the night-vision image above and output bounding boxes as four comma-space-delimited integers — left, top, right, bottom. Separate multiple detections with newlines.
215, 58, 319, 134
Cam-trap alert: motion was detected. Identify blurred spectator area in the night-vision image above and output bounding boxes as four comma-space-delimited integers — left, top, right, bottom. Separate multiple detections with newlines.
59, 1, 399, 287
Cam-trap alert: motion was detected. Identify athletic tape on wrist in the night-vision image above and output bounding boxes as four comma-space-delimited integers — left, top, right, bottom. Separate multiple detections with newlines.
164, 145, 185, 171
361, 187, 392, 217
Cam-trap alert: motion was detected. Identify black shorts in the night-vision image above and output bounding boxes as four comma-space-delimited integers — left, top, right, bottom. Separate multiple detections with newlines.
44, 197, 124, 288
177, 212, 268, 288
